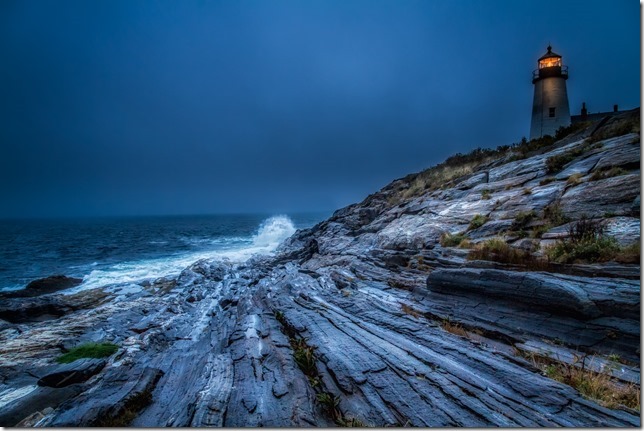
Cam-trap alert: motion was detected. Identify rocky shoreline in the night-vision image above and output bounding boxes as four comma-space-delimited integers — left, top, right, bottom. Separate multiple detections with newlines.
0, 111, 640, 426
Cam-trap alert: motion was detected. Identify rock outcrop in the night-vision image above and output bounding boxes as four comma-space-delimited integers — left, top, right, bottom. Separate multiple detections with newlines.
0, 111, 640, 427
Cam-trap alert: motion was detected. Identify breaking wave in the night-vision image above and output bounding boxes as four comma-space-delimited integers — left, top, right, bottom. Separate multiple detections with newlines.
67, 215, 298, 294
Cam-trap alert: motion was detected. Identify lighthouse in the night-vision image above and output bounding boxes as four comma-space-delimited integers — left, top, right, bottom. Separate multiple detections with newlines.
529, 45, 571, 139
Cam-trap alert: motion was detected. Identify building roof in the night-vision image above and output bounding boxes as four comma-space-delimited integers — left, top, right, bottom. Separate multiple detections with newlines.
538, 45, 562, 60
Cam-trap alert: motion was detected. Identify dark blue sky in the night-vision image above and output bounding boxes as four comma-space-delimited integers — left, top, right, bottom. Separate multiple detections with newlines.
0, 0, 639, 218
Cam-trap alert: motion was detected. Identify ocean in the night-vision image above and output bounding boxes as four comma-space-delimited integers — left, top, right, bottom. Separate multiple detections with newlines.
0, 213, 329, 293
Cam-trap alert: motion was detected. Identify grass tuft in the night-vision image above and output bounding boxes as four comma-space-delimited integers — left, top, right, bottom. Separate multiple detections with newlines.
587, 116, 640, 144
56, 342, 118, 364
545, 141, 602, 174
440, 318, 469, 338
400, 303, 422, 319
510, 211, 537, 232
566, 173, 583, 186
440, 232, 467, 247
589, 167, 628, 182
525, 353, 640, 411
543, 201, 568, 226
468, 214, 488, 230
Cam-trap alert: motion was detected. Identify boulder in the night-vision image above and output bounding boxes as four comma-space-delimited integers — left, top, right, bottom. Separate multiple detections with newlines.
425, 268, 639, 319
0, 288, 109, 323
37, 358, 106, 388
25, 275, 83, 294
0, 275, 83, 300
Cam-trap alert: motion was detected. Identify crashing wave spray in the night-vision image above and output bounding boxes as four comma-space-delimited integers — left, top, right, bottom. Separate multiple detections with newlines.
73, 215, 298, 294
251, 215, 297, 248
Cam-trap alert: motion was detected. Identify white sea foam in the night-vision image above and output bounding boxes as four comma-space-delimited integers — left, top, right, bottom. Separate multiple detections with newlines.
65, 215, 297, 294
251, 215, 297, 247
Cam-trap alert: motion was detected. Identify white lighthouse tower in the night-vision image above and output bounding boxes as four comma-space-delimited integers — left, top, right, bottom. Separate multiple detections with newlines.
529, 45, 571, 139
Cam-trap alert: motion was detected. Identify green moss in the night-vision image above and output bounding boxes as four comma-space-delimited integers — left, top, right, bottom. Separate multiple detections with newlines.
56, 342, 118, 364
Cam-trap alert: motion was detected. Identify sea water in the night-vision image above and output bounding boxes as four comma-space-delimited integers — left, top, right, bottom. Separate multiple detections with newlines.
0, 213, 328, 293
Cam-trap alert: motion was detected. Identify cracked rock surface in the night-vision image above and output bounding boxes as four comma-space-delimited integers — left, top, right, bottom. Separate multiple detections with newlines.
0, 117, 640, 427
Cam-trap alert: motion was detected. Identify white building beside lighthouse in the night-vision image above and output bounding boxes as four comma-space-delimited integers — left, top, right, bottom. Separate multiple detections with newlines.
530, 45, 571, 139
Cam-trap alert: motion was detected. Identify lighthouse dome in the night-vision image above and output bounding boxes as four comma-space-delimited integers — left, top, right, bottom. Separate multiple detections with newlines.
538, 45, 563, 69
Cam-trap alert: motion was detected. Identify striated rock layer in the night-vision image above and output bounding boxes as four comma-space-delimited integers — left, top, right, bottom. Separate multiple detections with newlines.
0, 113, 640, 427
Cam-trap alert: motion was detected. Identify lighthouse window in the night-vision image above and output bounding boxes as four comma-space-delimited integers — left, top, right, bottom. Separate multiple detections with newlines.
549, 107, 556, 117
539, 57, 562, 68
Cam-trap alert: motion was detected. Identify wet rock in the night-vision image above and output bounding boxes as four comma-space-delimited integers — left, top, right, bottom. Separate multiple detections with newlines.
46, 367, 164, 427
0, 122, 640, 427
427, 268, 607, 319
25, 275, 83, 294
0, 275, 83, 300
0, 384, 84, 427
560, 174, 640, 218
0, 288, 110, 323
37, 358, 106, 388
592, 134, 640, 172
603, 216, 641, 246
15, 407, 53, 427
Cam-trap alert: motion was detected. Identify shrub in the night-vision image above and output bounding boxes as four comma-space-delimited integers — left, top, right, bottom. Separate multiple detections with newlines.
511, 135, 556, 159
545, 217, 620, 264
530, 224, 550, 239
468, 214, 488, 230
543, 201, 568, 226
291, 338, 317, 377
547, 237, 620, 264
555, 121, 591, 140
589, 167, 628, 182
545, 141, 601, 174
467, 238, 532, 265
510, 210, 537, 231
615, 242, 641, 264
587, 116, 640, 144
539, 177, 556, 186
56, 342, 118, 364
440, 232, 467, 247
522, 188, 532, 195
481, 189, 491, 200
317, 392, 342, 421
528, 353, 640, 410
